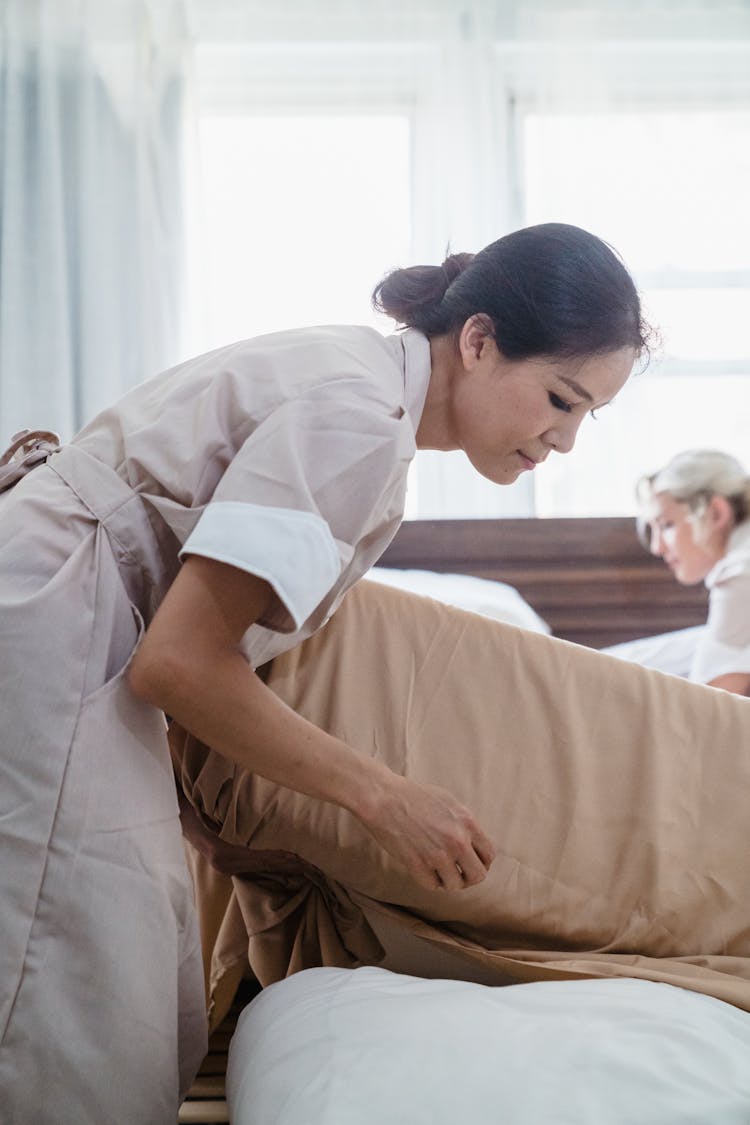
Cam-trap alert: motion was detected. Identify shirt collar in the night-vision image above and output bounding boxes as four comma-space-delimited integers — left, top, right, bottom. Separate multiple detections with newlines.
396, 328, 431, 433
704, 519, 750, 588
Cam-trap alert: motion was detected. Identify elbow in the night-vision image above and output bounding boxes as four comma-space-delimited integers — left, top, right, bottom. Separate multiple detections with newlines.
127, 640, 193, 712
127, 643, 162, 706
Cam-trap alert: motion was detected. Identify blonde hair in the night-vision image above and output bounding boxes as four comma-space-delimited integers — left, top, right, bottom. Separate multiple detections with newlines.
637, 449, 750, 548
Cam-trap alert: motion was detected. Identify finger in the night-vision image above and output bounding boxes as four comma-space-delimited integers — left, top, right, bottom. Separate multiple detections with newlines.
406, 855, 446, 893
420, 867, 446, 892
452, 847, 489, 887
471, 831, 496, 870
433, 857, 466, 893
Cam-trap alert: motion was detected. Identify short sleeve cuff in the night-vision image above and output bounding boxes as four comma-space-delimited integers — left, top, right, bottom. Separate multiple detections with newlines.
180, 501, 341, 630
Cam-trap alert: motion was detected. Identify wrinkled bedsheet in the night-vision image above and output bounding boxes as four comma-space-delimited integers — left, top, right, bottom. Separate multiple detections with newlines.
170, 579, 750, 1029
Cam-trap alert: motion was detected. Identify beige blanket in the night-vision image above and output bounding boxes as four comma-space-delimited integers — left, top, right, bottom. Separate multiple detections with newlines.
171, 579, 750, 1030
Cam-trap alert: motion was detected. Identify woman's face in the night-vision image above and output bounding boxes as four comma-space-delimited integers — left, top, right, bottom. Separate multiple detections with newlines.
644, 492, 723, 585
448, 335, 635, 486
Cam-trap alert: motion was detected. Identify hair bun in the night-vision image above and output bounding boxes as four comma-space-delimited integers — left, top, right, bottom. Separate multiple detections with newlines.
372, 252, 473, 333
440, 252, 475, 288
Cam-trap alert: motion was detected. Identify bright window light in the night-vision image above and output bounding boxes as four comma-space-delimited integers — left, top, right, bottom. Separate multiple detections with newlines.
644, 288, 750, 364
189, 99, 750, 519
193, 114, 412, 350
523, 106, 750, 515
524, 109, 750, 275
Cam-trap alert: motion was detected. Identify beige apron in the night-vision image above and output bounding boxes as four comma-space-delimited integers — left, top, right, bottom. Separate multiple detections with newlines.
0, 442, 206, 1124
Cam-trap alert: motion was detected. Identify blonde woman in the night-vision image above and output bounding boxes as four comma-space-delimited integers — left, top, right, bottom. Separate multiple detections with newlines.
638, 449, 750, 696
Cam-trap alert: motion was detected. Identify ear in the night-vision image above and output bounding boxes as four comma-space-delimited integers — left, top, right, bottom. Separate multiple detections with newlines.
706, 494, 735, 534
458, 315, 495, 369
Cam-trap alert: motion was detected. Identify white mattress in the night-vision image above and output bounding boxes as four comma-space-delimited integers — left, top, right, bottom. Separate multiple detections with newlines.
226, 967, 750, 1124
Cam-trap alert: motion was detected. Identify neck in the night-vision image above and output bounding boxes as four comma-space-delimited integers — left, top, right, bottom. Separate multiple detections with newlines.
416, 334, 459, 451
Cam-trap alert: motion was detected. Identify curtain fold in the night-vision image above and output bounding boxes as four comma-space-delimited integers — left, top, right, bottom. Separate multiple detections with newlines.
0, 0, 193, 442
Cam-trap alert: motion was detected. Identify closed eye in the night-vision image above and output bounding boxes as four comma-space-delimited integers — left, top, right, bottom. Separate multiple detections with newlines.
589, 408, 599, 421
548, 392, 572, 413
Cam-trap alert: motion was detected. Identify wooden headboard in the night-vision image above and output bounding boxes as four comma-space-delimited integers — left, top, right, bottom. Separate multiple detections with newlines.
378, 516, 708, 650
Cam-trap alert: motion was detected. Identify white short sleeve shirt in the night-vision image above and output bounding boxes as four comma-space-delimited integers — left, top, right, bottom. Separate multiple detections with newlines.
690, 522, 750, 683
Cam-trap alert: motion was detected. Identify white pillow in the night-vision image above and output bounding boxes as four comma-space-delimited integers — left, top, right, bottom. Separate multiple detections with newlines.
227, 967, 750, 1125
365, 567, 550, 634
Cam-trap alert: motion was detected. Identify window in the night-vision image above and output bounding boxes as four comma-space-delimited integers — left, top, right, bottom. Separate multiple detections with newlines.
522, 106, 750, 515
188, 8, 750, 519
194, 114, 411, 349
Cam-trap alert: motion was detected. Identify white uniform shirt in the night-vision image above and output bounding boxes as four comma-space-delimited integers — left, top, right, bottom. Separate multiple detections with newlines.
72, 325, 431, 667
690, 521, 750, 683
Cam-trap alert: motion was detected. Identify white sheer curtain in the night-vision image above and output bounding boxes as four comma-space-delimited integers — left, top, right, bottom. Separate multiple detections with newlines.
0, 0, 193, 443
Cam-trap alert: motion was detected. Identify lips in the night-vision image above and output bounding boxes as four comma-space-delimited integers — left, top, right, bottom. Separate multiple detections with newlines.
517, 451, 537, 470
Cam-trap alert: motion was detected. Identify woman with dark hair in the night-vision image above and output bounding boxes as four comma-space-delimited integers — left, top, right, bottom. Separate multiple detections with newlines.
0, 222, 647, 1123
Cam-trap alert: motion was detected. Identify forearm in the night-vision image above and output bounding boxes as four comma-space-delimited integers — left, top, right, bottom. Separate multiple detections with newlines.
706, 671, 750, 696
131, 640, 388, 820
128, 555, 494, 890
132, 633, 494, 890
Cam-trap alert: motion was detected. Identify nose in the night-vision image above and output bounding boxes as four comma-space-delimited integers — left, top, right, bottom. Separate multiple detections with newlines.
649, 527, 665, 557
545, 414, 583, 455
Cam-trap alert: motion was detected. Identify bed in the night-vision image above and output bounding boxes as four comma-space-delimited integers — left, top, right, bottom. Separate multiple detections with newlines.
179, 516, 743, 1125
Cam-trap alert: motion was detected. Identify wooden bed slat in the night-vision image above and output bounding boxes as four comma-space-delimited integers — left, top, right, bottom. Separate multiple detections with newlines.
179, 979, 261, 1124
178, 1101, 229, 1124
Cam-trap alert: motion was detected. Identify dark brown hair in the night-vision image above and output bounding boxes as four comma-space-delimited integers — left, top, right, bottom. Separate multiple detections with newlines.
372, 223, 650, 362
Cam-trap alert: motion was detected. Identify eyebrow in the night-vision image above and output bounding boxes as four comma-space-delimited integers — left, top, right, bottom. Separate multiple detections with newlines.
558, 376, 594, 403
